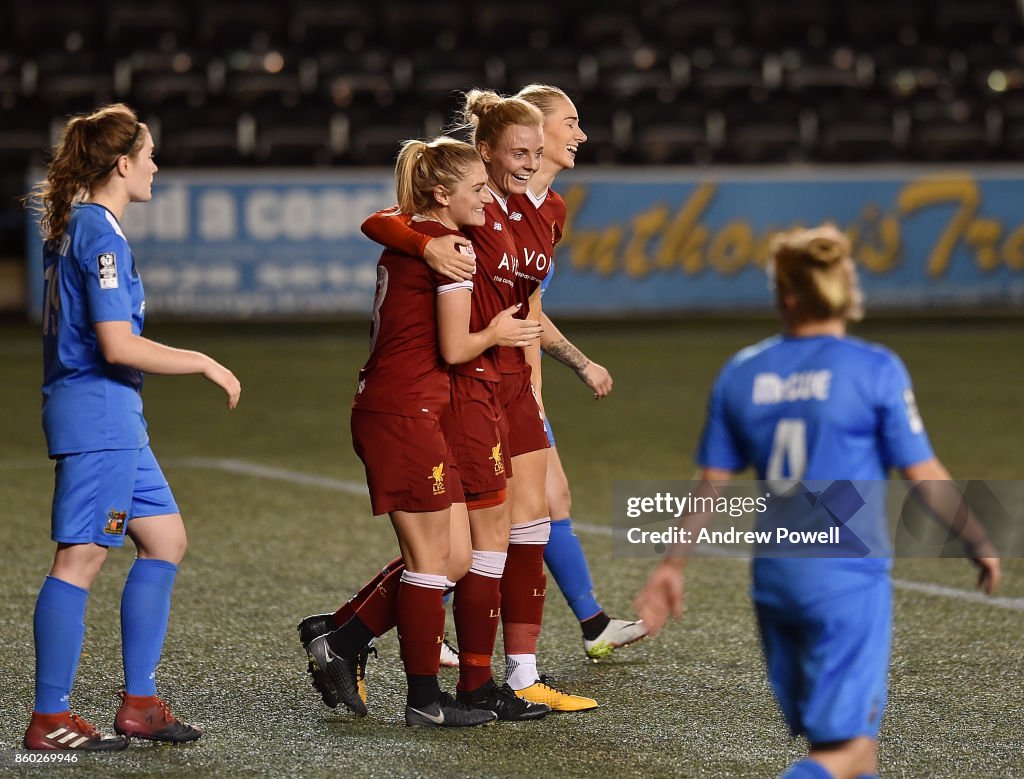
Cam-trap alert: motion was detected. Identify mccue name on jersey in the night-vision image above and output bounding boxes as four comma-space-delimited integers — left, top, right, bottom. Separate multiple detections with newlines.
753, 370, 832, 405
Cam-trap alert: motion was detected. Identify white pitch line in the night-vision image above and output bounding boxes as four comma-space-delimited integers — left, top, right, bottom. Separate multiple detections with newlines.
889, 579, 1024, 612
8, 456, 1022, 613
173, 457, 369, 495
176, 458, 1024, 613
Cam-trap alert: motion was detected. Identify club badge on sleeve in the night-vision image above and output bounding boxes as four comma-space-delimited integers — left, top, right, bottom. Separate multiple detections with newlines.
98, 252, 118, 289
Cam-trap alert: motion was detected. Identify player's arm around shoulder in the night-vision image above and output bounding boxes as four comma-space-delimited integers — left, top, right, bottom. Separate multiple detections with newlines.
362, 209, 474, 282
94, 322, 241, 409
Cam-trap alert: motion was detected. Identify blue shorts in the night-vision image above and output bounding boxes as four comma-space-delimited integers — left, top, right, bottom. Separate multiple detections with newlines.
51, 445, 179, 547
755, 575, 891, 744
543, 415, 556, 448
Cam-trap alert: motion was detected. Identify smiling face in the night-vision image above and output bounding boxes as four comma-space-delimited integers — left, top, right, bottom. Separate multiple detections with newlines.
542, 98, 587, 171
437, 159, 492, 229
124, 126, 158, 203
478, 123, 543, 198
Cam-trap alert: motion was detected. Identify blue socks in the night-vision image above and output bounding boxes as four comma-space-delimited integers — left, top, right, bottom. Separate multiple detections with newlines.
780, 759, 832, 779
120, 558, 178, 696
544, 518, 602, 621
33, 558, 178, 711
33, 576, 89, 713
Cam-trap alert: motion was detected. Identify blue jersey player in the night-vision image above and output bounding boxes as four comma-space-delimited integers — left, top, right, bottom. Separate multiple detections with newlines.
634, 225, 999, 779
23, 104, 240, 752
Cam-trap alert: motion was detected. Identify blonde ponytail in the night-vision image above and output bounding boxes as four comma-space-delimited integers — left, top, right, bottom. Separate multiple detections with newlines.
393, 136, 481, 216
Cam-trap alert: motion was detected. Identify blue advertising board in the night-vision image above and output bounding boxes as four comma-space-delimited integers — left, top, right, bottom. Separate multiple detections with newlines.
547, 167, 1024, 314
26, 167, 1024, 319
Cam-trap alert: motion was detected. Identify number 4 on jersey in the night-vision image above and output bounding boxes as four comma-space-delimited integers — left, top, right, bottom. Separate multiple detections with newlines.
766, 418, 807, 490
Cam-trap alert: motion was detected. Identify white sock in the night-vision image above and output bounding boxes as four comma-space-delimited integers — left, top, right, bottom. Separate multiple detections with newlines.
504, 653, 538, 691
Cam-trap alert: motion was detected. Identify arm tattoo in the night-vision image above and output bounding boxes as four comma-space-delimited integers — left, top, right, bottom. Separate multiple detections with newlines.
545, 338, 590, 378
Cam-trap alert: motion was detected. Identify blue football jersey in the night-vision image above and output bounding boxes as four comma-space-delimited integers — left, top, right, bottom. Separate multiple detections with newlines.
697, 333, 934, 606
42, 203, 148, 456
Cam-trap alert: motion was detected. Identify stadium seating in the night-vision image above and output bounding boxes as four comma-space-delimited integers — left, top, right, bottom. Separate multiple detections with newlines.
0, 0, 1022, 169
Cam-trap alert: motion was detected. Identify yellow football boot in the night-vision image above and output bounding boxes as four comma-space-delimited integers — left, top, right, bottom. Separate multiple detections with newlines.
514, 676, 598, 712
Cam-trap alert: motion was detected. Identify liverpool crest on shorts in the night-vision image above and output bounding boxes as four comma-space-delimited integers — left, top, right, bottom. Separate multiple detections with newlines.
490, 442, 504, 475
430, 462, 446, 495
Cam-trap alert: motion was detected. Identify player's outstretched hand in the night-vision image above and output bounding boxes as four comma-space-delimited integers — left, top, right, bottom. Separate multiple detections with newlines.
425, 234, 475, 281
632, 561, 685, 637
490, 304, 542, 348
974, 556, 1000, 595
580, 360, 613, 398
204, 359, 241, 409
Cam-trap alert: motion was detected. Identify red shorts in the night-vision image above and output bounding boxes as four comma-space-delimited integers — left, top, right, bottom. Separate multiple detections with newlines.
351, 409, 464, 516
499, 368, 549, 458
443, 373, 509, 499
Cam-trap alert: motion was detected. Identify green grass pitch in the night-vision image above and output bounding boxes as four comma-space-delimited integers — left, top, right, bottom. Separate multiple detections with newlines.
0, 318, 1021, 778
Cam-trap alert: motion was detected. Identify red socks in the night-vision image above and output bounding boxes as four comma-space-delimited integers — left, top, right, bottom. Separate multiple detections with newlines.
396, 572, 447, 676
332, 556, 405, 628
500, 540, 547, 654
454, 550, 507, 692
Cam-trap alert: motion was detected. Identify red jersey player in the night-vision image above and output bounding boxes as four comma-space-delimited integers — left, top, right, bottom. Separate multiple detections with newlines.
360, 90, 599, 713
302, 136, 542, 728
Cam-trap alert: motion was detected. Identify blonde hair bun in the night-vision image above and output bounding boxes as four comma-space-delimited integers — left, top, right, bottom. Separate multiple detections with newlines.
770, 224, 860, 322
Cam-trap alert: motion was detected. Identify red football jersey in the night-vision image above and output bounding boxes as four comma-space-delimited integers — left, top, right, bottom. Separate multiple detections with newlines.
352, 218, 472, 418
458, 195, 523, 379
361, 206, 520, 382
533, 187, 567, 247
488, 189, 555, 374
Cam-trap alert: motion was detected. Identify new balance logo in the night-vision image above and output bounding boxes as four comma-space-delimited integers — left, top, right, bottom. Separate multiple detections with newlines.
492, 222, 503, 231
509, 212, 523, 221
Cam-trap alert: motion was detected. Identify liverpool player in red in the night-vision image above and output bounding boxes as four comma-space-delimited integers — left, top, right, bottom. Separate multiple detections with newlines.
355, 91, 598, 712
515, 84, 649, 660
304, 136, 543, 727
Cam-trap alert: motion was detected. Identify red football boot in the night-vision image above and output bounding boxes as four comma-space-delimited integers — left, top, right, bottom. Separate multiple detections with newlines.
114, 692, 202, 744
23, 710, 129, 751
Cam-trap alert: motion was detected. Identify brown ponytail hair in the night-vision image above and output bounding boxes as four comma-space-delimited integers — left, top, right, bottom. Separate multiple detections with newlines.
462, 89, 543, 149
770, 225, 863, 322
393, 136, 481, 216
25, 103, 144, 243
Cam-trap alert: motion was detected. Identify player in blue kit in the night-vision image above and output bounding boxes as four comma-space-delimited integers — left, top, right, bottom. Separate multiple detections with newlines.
23, 104, 241, 751
634, 225, 999, 779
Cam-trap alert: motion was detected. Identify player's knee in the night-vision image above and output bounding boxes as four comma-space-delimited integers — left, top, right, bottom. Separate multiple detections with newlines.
448, 547, 471, 582
172, 531, 188, 564
61, 548, 105, 581
146, 528, 187, 565
51, 544, 108, 589
514, 494, 549, 526
547, 481, 572, 519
